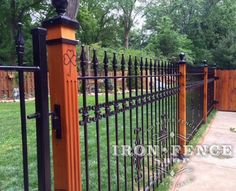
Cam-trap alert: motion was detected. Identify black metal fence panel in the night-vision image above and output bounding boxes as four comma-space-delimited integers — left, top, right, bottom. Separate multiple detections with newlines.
0, 25, 51, 191
78, 47, 180, 191
186, 65, 204, 143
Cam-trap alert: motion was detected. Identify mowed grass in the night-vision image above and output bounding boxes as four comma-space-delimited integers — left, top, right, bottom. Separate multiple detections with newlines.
0, 101, 37, 190
0, 94, 178, 191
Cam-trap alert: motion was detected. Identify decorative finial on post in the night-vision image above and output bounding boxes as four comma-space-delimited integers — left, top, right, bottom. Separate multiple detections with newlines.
16, 22, 24, 55
52, 0, 68, 16
213, 63, 217, 69
179, 52, 186, 64
203, 60, 208, 67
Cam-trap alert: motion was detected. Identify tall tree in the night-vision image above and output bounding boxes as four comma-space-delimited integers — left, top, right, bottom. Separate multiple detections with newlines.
0, 0, 45, 64
112, 0, 145, 48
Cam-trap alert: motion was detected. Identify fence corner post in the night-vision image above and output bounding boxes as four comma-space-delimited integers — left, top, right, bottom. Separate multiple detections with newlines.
203, 61, 208, 123
178, 53, 187, 156
42, 1, 82, 191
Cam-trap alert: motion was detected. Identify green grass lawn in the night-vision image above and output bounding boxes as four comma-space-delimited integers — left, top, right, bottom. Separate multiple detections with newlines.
0, 94, 179, 191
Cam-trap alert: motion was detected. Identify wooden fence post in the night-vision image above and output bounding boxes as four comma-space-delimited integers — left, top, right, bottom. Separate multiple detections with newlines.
203, 61, 208, 123
178, 53, 187, 156
42, 2, 82, 191
213, 64, 217, 109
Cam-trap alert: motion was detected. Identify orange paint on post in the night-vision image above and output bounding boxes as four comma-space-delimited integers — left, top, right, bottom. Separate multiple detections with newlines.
178, 55, 187, 155
204, 66, 208, 123
214, 67, 217, 109
47, 26, 76, 40
43, 11, 82, 191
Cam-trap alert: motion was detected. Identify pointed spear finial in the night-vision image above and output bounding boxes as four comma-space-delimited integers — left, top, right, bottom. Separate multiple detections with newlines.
121, 54, 126, 70
112, 53, 118, 70
104, 51, 108, 69
92, 49, 98, 68
16, 23, 24, 54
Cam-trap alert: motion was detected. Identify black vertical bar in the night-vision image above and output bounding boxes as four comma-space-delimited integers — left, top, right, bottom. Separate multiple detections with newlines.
104, 51, 111, 191
134, 56, 140, 191
158, 61, 162, 183
170, 63, 174, 166
154, 60, 158, 186
32, 28, 51, 191
113, 53, 120, 191
140, 57, 145, 190
161, 61, 166, 178
145, 58, 150, 187
149, 59, 154, 190
93, 49, 101, 191
164, 62, 168, 173
16, 23, 29, 191
80, 46, 89, 191
167, 62, 171, 170
121, 54, 127, 190
128, 55, 134, 191
176, 63, 179, 148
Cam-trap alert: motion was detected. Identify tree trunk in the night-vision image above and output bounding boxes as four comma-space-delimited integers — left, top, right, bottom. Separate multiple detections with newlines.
124, 29, 129, 49
66, 0, 80, 19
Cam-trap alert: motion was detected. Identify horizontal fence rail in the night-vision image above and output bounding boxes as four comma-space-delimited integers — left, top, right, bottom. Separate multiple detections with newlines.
78, 46, 180, 191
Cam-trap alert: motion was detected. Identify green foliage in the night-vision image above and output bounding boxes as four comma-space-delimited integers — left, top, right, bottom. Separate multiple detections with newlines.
0, 0, 48, 65
212, 32, 236, 69
1, 0, 236, 68
144, 0, 236, 66
145, 17, 195, 63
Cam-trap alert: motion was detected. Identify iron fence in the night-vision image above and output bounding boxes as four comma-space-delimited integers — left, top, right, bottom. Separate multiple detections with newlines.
78, 47, 180, 190
186, 64, 216, 143
0, 25, 217, 191
0, 25, 51, 190
186, 65, 204, 143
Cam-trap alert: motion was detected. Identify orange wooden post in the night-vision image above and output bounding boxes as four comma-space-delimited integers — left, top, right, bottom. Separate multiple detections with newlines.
178, 53, 187, 156
213, 64, 217, 109
203, 61, 208, 123
42, 2, 82, 191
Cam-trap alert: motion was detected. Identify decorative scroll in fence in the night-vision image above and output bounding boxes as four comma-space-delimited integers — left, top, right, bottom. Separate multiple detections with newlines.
78, 47, 180, 190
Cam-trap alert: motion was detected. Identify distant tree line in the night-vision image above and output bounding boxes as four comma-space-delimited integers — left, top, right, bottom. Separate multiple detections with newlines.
1, 0, 236, 68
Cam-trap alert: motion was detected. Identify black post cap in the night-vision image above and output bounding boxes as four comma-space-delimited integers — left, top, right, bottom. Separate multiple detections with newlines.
42, 0, 79, 29
203, 60, 208, 67
52, 0, 68, 16
178, 52, 186, 64
213, 63, 217, 69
